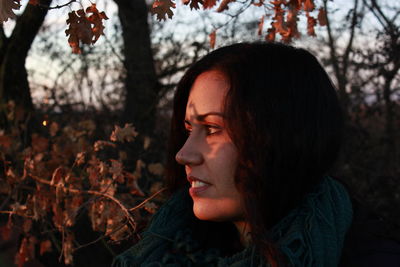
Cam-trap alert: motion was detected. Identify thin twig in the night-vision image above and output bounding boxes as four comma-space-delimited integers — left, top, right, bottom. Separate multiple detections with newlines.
129, 188, 166, 212
29, 174, 137, 232
36, 0, 77, 10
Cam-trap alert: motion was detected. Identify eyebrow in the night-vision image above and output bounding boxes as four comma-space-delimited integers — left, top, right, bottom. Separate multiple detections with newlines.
185, 112, 225, 123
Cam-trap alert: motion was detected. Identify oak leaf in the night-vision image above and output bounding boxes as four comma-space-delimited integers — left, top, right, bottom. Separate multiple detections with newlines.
203, 0, 216, 9
217, 0, 235, 12
65, 9, 93, 54
110, 123, 138, 143
151, 0, 176, 21
306, 12, 316, 36
148, 163, 164, 176
209, 30, 216, 49
317, 7, 327, 26
258, 15, 264, 36
39, 240, 52, 256
303, 0, 315, 12
182, 0, 202, 10
0, 0, 21, 23
86, 4, 108, 43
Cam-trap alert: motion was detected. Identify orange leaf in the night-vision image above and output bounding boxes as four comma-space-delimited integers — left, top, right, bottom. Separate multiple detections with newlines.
303, 0, 315, 12
110, 123, 138, 143
258, 15, 264, 36
65, 9, 93, 54
306, 12, 316, 36
0, 134, 12, 149
86, 4, 108, 44
266, 27, 276, 42
203, 0, 216, 9
317, 7, 327, 26
40, 240, 52, 256
209, 30, 216, 49
151, 0, 176, 21
217, 0, 235, 12
253, 0, 264, 7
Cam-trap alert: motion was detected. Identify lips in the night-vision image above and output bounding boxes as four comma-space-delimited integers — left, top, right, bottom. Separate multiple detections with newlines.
187, 176, 211, 197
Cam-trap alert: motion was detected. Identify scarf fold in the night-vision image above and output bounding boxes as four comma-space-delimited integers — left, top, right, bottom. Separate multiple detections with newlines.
112, 176, 353, 267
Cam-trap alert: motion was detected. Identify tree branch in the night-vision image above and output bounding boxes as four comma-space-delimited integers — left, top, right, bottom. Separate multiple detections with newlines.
29, 174, 137, 232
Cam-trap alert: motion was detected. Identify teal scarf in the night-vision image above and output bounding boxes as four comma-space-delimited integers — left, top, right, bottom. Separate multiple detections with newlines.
112, 176, 353, 266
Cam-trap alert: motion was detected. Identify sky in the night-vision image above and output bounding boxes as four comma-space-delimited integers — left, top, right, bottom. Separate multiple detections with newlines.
3, 0, 398, 108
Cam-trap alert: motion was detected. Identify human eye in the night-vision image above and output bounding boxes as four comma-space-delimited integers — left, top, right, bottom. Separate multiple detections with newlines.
204, 124, 221, 136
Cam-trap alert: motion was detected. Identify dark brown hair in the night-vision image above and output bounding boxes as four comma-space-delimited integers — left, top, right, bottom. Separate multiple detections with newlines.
165, 42, 344, 263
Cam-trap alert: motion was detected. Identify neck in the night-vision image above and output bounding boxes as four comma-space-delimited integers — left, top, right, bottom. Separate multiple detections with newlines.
234, 221, 251, 247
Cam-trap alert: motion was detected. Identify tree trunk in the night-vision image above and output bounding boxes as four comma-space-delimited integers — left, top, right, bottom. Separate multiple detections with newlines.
0, 1, 52, 131
114, 0, 159, 137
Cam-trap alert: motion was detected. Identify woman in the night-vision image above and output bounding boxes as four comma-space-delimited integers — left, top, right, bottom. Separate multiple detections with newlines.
112, 43, 397, 266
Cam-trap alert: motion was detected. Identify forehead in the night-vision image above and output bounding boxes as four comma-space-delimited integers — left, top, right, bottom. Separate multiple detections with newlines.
186, 70, 229, 116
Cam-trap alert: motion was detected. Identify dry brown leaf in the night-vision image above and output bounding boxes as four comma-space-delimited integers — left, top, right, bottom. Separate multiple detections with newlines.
39, 240, 52, 256
151, 0, 176, 21
65, 9, 93, 54
217, 0, 235, 12
0, 0, 21, 23
258, 15, 264, 36
203, 0, 216, 9
148, 163, 164, 176
253, 0, 264, 7
303, 0, 315, 12
110, 123, 138, 143
86, 4, 108, 43
182, 0, 202, 10
0, 134, 12, 149
209, 30, 216, 48
306, 11, 316, 36
110, 159, 124, 183
317, 7, 327, 26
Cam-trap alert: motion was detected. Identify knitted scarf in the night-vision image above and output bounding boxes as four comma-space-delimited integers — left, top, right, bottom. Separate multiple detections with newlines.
112, 176, 353, 267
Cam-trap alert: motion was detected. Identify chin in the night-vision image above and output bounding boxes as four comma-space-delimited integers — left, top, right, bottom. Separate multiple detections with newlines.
192, 199, 241, 222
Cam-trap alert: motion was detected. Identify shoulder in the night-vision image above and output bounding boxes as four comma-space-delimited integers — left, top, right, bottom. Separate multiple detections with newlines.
339, 197, 400, 267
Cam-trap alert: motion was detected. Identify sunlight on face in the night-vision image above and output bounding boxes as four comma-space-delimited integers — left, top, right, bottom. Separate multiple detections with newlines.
175, 70, 245, 223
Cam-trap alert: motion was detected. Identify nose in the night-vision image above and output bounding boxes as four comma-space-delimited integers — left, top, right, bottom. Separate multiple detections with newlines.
175, 136, 203, 166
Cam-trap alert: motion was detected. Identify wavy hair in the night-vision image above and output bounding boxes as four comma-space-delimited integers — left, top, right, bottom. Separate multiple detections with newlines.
165, 42, 344, 264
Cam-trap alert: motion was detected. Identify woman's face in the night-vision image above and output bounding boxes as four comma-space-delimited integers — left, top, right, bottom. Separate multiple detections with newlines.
175, 70, 245, 223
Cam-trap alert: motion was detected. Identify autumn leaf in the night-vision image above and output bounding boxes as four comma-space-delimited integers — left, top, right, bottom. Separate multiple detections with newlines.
93, 140, 117, 151
203, 0, 216, 9
317, 7, 327, 26
253, 0, 264, 7
148, 163, 164, 176
110, 123, 138, 143
39, 240, 52, 256
0, 0, 21, 23
109, 159, 124, 183
182, 0, 202, 10
0, 134, 12, 149
151, 0, 176, 21
86, 4, 108, 43
63, 232, 74, 265
65, 9, 93, 54
217, 0, 235, 12
303, 0, 315, 12
306, 11, 316, 36
266, 27, 276, 42
258, 15, 264, 36
209, 30, 216, 48
144, 202, 158, 214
